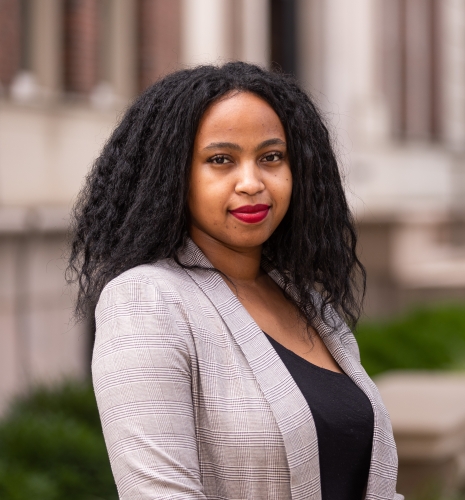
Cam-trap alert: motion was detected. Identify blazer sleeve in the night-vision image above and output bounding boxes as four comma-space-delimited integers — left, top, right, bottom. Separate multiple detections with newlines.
92, 273, 207, 500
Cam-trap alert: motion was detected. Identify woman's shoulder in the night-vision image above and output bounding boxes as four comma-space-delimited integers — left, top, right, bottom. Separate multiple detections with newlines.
107, 259, 189, 288
98, 258, 197, 307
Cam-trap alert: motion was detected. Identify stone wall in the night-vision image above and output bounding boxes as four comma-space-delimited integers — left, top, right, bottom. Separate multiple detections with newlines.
0, 207, 89, 414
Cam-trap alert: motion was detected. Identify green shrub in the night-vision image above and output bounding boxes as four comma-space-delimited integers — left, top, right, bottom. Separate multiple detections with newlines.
0, 382, 118, 500
356, 304, 465, 378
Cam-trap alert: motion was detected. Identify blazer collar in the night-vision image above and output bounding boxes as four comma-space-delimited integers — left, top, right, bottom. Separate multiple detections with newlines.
179, 239, 321, 499
178, 238, 396, 500
256, 248, 398, 500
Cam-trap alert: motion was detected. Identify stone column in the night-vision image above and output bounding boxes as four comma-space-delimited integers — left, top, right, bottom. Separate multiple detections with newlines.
29, 0, 63, 99
182, 0, 269, 69
240, 0, 270, 67
0, 0, 21, 88
63, 0, 99, 94
440, 0, 465, 213
138, 0, 181, 91
110, 0, 138, 100
297, 0, 389, 147
441, 0, 465, 151
380, 0, 403, 137
403, 0, 436, 140
181, 0, 232, 66
297, 0, 324, 93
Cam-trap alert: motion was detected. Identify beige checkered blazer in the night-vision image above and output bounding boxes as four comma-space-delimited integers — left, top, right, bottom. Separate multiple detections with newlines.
93, 238, 403, 499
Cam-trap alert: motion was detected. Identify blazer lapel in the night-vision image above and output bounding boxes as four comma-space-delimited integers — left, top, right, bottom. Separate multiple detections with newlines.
178, 239, 322, 500
264, 263, 399, 500
317, 321, 398, 499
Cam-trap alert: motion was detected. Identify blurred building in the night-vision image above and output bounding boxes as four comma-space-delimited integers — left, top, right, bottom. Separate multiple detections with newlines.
0, 0, 465, 410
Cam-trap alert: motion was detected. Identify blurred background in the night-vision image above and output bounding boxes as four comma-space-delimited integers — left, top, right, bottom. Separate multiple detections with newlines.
1, 0, 465, 498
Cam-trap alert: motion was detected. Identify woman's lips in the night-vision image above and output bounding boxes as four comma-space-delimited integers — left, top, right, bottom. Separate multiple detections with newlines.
229, 204, 270, 223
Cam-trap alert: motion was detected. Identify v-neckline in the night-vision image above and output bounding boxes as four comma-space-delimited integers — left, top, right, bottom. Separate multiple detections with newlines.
263, 331, 347, 377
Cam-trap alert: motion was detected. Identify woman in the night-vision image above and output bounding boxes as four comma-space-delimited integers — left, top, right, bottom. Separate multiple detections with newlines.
68, 62, 402, 499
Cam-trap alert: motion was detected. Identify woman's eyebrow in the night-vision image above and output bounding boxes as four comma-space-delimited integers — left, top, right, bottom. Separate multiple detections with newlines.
255, 138, 286, 151
203, 138, 286, 152
204, 142, 242, 151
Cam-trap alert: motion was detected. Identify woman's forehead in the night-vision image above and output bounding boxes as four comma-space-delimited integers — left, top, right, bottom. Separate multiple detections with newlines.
195, 92, 285, 146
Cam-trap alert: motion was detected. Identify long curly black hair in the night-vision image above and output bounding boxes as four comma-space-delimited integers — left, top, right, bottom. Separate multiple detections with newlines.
67, 62, 365, 329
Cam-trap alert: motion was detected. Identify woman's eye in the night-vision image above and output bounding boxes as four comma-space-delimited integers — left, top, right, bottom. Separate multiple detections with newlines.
209, 155, 231, 165
263, 152, 282, 162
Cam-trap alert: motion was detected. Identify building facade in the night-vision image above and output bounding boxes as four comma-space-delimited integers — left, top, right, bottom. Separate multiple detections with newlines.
1, 0, 465, 410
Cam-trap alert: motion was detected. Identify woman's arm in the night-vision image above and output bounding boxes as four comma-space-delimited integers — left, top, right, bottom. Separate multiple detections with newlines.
92, 273, 207, 499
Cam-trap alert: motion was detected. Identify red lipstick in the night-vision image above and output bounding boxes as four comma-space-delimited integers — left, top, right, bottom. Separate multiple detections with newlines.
229, 204, 270, 223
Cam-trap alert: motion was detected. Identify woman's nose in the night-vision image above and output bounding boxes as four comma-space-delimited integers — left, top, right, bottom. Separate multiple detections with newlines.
235, 161, 265, 195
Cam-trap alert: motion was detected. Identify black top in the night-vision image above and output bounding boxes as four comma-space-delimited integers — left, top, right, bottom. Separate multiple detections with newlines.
265, 333, 374, 500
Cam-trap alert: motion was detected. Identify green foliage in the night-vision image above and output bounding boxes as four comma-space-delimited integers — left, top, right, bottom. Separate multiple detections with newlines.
0, 382, 118, 500
357, 304, 465, 378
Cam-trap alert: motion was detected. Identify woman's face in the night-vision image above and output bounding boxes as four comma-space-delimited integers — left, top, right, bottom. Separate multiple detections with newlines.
188, 91, 292, 252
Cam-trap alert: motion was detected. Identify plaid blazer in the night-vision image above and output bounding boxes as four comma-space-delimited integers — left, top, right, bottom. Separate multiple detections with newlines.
93, 238, 403, 500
